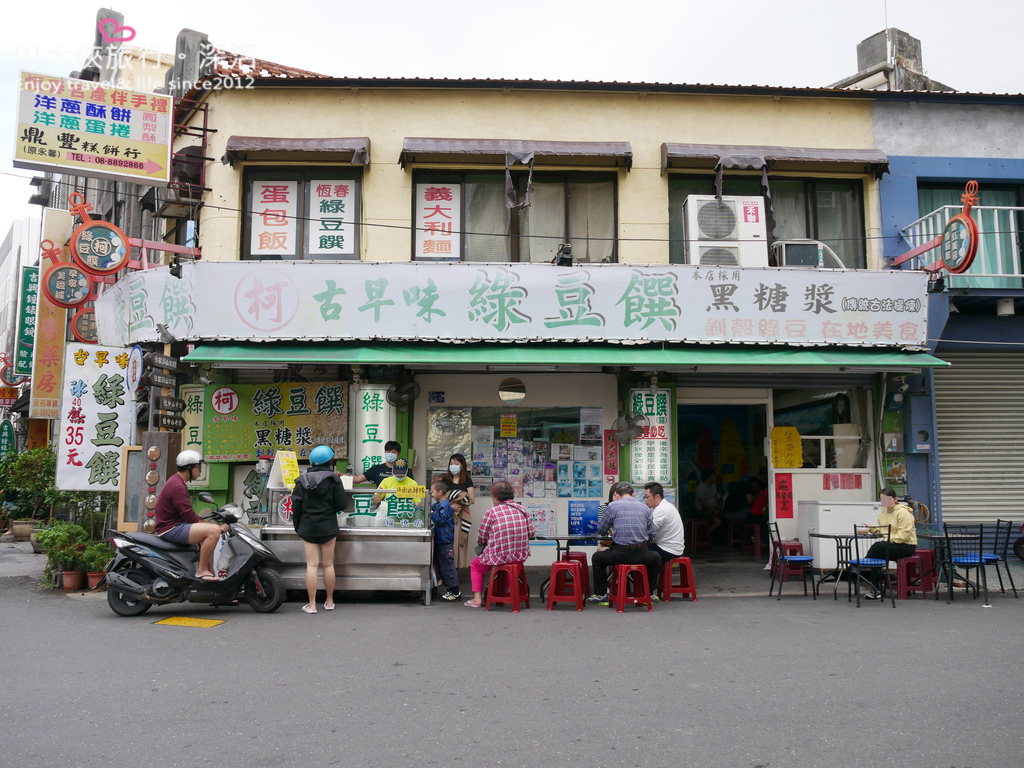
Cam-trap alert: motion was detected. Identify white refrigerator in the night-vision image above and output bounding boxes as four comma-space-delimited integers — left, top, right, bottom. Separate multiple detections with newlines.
797, 500, 881, 569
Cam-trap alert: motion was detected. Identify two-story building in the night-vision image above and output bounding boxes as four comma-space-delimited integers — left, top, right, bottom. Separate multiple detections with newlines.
91, 27, 946, 570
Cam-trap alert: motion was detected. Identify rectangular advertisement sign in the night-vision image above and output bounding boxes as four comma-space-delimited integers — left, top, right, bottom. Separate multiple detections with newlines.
97, 261, 931, 349
203, 382, 349, 463
30, 209, 71, 420
13, 71, 172, 185
15, 266, 39, 376
56, 344, 132, 491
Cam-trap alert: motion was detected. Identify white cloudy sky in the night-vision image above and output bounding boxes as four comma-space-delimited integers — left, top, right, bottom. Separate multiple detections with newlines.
2, 0, 1021, 237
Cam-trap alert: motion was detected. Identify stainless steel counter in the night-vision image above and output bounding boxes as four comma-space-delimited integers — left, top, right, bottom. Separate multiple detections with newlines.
260, 525, 433, 604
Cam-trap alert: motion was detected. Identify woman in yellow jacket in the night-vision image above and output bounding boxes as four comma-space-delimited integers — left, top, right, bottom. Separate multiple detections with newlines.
863, 487, 918, 599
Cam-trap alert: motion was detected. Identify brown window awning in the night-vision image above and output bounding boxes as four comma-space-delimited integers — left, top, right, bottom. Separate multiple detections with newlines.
660, 143, 888, 176
400, 138, 632, 170
221, 136, 370, 167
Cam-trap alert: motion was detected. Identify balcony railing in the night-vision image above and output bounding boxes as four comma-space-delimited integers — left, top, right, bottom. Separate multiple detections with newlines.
898, 205, 1024, 289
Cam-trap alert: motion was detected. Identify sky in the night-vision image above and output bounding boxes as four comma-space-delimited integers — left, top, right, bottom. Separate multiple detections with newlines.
2, 0, 1021, 240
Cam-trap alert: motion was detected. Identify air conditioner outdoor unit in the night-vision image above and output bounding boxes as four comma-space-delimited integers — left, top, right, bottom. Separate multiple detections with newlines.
682, 194, 768, 267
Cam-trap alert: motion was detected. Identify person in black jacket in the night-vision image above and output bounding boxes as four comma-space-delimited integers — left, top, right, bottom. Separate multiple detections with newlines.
291, 445, 349, 614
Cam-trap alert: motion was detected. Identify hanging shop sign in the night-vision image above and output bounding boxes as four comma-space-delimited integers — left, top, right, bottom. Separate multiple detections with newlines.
125, 345, 144, 395
770, 426, 803, 469
70, 308, 97, 343
41, 193, 128, 322
55, 343, 132, 491
179, 384, 208, 485
0, 356, 27, 387
30, 209, 72, 420
939, 181, 980, 275
628, 388, 672, 485
41, 260, 92, 309
0, 388, 18, 407
70, 218, 129, 275
13, 71, 172, 185
15, 266, 39, 376
204, 382, 349, 463
0, 421, 14, 462
97, 261, 931, 348
27, 418, 49, 449
351, 385, 394, 477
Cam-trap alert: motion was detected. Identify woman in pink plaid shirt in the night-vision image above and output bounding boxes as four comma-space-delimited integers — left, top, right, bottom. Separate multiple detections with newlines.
464, 480, 535, 608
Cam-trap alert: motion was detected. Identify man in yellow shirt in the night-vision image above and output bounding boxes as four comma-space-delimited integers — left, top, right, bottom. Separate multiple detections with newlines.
864, 487, 918, 599
372, 459, 425, 527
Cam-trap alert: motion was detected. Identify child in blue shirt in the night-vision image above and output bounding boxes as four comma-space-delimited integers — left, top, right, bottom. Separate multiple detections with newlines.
430, 481, 461, 601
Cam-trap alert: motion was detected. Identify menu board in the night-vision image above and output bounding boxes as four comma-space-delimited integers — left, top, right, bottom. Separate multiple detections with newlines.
204, 382, 348, 462
629, 388, 672, 484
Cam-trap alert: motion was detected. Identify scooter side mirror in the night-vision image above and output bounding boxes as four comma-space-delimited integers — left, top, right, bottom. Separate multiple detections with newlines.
198, 492, 215, 504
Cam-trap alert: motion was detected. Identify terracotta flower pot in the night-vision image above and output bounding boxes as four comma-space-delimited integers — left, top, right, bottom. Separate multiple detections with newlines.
87, 572, 106, 590
61, 570, 85, 591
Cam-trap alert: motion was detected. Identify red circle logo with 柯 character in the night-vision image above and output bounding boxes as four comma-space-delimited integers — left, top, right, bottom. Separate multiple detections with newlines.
233, 270, 300, 333
211, 387, 240, 415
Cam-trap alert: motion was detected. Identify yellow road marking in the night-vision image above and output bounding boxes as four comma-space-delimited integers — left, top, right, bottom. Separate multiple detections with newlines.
153, 616, 225, 628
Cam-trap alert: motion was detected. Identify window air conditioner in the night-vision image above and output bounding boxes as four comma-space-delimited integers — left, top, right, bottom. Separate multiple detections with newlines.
682, 194, 768, 267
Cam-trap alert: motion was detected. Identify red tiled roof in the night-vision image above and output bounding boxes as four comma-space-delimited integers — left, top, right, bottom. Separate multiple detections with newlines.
211, 49, 330, 80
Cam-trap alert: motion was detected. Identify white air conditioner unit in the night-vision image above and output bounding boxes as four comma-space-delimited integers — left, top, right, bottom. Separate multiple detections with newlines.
682, 195, 768, 267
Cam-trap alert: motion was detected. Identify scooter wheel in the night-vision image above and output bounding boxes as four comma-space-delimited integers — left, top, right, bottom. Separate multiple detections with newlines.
107, 569, 154, 616
244, 567, 285, 613
1013, 537, 1024, 563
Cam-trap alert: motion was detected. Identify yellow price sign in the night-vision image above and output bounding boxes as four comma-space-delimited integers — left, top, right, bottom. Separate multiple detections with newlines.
771, 426, 803, 469
395, 484, 427, 500
278, 451, 300, 488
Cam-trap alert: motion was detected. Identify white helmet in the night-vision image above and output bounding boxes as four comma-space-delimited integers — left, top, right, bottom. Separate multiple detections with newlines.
176, 449, 203, 469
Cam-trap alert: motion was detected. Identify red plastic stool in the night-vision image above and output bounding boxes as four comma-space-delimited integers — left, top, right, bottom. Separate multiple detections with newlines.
780, 540, 805, 579
608, 564, 653, 612
690, 520, 713, 551
485, 563, 530, 612
896, 554, 927, 600
659, 556, 697, 602
547, 561, 584, 611
741, 523, 763, 560
563, 551, 591, 595
916, 548, 937, 592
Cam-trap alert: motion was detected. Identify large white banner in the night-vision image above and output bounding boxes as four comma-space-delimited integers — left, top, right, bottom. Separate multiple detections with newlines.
56, 343, 132, 491
96, 261, 930, 348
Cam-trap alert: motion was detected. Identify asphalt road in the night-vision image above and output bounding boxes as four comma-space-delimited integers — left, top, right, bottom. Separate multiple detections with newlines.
0, 575, 1019, 768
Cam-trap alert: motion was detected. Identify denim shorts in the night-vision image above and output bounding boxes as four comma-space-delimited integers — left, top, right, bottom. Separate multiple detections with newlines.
159, 523, 193, 544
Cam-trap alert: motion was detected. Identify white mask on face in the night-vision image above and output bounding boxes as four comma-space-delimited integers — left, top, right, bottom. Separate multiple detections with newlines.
384, 452, 398, 463
449, 464, 461, 475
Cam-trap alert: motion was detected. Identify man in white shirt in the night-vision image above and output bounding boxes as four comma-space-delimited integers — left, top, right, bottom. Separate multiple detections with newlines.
643, 482, 686, 562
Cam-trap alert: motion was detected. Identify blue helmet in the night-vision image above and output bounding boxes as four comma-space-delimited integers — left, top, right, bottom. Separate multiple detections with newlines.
309, 445, 334, 465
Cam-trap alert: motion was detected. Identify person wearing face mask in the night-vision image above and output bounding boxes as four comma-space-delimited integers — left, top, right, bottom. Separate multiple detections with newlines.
443, 454, 475, 569
351, 440, 412, 486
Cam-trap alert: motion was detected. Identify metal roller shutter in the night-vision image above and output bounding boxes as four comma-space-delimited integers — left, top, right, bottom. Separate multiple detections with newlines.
934, 352, 1024, 523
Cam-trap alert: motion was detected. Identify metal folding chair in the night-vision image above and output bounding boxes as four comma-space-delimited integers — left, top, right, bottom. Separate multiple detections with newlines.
767, 522, 815, 600
849, 525, 895, 607
942, 523, 990, 606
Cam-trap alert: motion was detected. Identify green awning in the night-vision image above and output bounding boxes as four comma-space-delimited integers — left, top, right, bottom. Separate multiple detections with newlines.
184, 343, 947, 370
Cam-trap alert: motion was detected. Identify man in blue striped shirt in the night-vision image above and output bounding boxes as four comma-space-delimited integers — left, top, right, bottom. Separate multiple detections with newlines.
587, 482, 661, 603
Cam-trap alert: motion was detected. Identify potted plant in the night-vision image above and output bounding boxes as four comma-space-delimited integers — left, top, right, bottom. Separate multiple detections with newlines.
83, 542, 114, 590
36, 522, 89, 591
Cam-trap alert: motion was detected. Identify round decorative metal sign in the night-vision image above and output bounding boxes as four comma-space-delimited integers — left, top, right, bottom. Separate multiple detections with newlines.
940, 213, 979, 274
41, 262, 92, 309
70, 308, 98, 344
70, 219, 130, 275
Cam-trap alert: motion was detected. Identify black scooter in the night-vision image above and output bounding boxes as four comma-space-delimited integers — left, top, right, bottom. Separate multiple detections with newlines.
103, 493, 285, 616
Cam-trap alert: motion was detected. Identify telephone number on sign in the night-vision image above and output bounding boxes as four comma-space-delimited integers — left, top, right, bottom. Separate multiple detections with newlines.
93, 157, 145, 169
